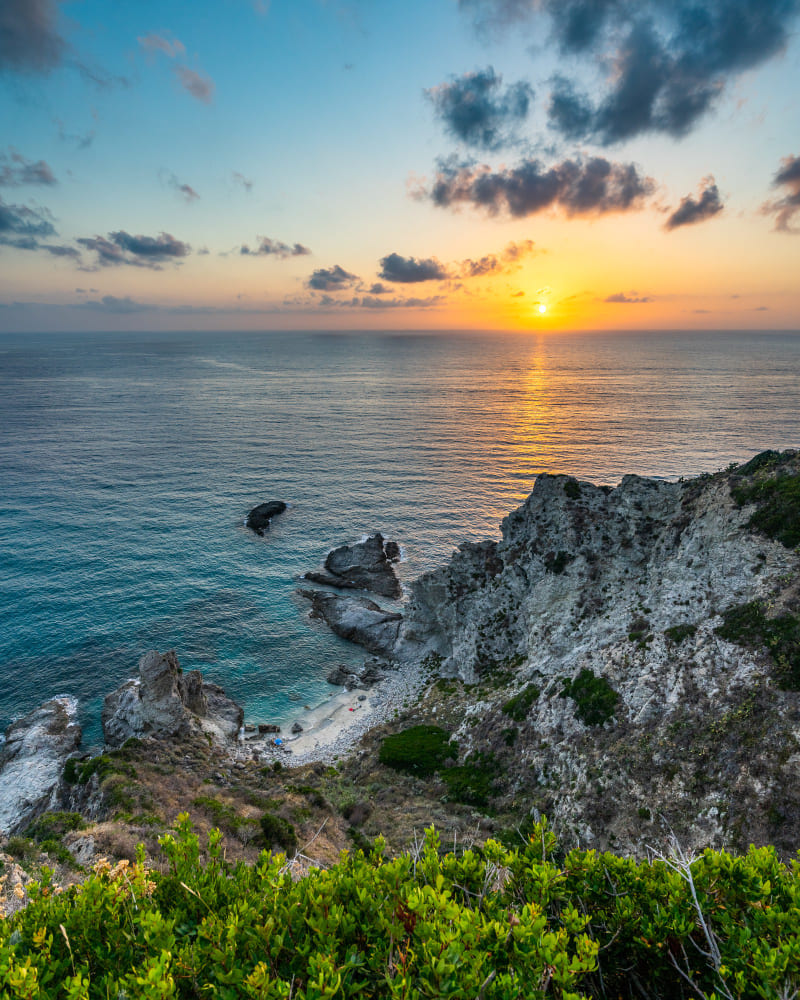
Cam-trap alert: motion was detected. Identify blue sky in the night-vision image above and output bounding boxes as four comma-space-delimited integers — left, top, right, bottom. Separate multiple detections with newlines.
1, 0, 799, 331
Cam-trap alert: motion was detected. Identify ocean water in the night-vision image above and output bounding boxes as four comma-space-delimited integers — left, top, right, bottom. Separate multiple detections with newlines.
2, 328, 799, 748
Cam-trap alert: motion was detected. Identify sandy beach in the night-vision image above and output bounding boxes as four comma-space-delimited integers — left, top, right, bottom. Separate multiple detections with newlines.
234, 662, 426, 767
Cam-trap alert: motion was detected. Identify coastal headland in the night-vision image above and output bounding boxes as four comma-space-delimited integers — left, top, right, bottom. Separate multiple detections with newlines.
2, 450, 800, 912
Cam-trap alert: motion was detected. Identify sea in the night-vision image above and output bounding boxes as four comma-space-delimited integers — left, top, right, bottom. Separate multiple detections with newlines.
2, 328, 799, 749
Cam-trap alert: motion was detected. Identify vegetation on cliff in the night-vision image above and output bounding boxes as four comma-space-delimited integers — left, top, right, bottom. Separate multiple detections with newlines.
2, 818, 799, 998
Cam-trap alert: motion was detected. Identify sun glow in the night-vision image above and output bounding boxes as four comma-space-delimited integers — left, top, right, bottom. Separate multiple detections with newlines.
538, 303, 547, 314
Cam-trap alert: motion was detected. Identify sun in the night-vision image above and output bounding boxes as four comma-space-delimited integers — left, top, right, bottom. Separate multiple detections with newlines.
537, 303, 547, 314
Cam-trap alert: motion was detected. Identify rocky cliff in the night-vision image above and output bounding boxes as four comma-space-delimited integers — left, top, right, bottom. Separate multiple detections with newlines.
347, 450, 800, 857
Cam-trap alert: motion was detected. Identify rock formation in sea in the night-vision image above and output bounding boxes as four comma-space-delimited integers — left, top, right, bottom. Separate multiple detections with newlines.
299, 590, 402, 656
245, 501, 287, 536
0, 697, 82, 836
102, 649, 243, 747
304, 532, 402, 598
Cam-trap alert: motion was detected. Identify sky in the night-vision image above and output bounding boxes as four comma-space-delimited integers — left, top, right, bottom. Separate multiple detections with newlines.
1, 0, 799, 333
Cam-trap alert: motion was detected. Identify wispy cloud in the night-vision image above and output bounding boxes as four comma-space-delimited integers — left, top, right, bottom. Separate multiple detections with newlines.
762, 154, 800, 233
160, 169, 200, 202
174, 65, 215, 104
240, 237, 311, 258
76, 230, 191, 269
665, 177, 724, 230
233, 171, 253, 193
138, 30, 215, 104
137, 32, 186, 60
427, 155, 654, 218
605, 291, 652, 304
0, 149, 56, 187
425, 66, 533, 151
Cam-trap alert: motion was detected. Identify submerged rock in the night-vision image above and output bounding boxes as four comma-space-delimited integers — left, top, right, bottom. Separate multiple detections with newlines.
304, 533, 402, 598
300, 589, 402, 656
102, 649, 243, 747
246, 501, 287, 536
0, 696, 82, 836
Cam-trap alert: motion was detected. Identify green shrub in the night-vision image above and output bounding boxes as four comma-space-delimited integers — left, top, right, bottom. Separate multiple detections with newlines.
62, 757, 80, 784
441, 754, 497, 808
560, 668, 620, 726
732, 457, 800, 548
564, 479, 581, 499
664, 622, 697, 644
25, 811, 86, 844
378, 725, 457, 776
502, 683, 540, 722
716, 601, 800, 690
259, 811, 297, 853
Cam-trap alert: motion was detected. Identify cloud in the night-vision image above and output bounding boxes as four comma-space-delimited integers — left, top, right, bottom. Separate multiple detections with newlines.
240, 237, 311, 258
55, 118, 95, 149
665, 177, 723, 230
174, 65, 215, 104
428, 154, 654, 218
762, 154, 800, 232
233, 171, 253, 192
460, 0, 800, 144
81, 295, 151, 314
137, 32, 186, 59
459, 238, 538, 276
0, 196, 56, 248
160, 170, 199, 202
76, 230, 190, 268
0, 149, 56, 187
378, 252, 449, 283
0, 0, 64, 75
605, 291, 652, 303
42, 243, 81, 258
357, 295, 443, 309
369, 282, 390, 294
307, 264, 359, 291
425, 66, 533, 151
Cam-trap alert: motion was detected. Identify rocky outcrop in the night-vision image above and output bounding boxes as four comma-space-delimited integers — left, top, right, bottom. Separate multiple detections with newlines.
326, 657, 388, 689
380, 452, 800, 858
300, 590, 402, 656
102, 650, 243, 747
245, 501, 287, 536
0, 697, 82, 836
305, 533, 401, 598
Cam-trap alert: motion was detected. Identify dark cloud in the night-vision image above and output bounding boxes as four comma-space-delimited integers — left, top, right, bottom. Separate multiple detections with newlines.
665, 177, 724, 230
308, 264, 359, 291
160, 171, 199, 202
56, 118, 95, 149
0, 196, 56, 248
76, 230, 190, 268
0, 0, 64, 75
233, 171, 253, 192
174, 65, 215, 104
762, 154, 800, 232
605, 292, 652, 303
425, 66, 533, 151
42, 243, 81, 258
369, 282, 390, 294
0, 149, 56, 187
428, 155, 654, 218
460, 0, 800, 144
378, 253, 449, 283
240, 237, 311, 258
358, 295, 443, 309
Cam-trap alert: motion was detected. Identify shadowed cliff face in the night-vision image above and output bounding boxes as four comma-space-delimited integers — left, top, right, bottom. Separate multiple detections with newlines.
376, 452, 800, 857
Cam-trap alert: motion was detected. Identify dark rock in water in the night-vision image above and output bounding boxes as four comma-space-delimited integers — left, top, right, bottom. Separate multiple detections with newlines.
291, 722, 304, 734
246, 501, 287, 536
304, 532, 401, 598
102, 649, 244, 747
258, 723, 281, 734
326, 664, 357, 687
0, 696, 82, 836
300, 589, 402, 656
384, 540, 401, 562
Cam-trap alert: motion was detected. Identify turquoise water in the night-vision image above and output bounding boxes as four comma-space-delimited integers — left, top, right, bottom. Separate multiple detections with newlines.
2, 329, 799, 747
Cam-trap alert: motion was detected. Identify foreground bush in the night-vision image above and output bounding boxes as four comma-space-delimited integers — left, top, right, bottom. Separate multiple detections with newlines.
1, 816, 799, 998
